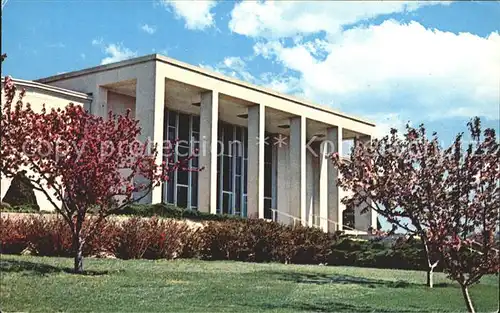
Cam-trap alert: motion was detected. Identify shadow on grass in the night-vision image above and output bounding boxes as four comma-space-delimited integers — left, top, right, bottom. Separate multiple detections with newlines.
258, 300, 419, 313
270, 271, 414, 289
0, 259, 109, 276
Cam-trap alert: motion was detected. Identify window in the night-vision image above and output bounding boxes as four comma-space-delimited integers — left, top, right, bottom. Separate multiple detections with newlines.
163, 110, 199, 209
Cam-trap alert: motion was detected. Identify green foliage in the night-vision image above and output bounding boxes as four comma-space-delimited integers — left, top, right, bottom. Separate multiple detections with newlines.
1, 171, 39, 211
119, 203, 244, 221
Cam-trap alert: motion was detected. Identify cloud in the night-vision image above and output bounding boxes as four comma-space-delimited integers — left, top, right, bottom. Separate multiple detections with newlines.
159, 0, 217, 30
141, 24, 156, 34
202, 56, 302, 96
250, 20, 500, 126
80, 53, 86, 59
100, 43, 138, 65
91, 37, 103, 46
229, 1, 450, 39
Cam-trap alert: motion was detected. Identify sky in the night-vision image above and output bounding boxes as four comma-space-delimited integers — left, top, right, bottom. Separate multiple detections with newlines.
1, 0, 499, 230
2, 0, 499, 144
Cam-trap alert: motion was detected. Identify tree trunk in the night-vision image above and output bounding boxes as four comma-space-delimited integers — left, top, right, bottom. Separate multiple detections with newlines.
72, 214, 85, 274
421, 237, 438, 288
72, 233, 84, 273
425, 261, 438, 288
461, 285, 475, 313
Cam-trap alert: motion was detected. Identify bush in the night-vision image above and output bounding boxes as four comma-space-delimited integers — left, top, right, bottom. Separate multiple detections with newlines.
0, 217, 29, 254
196, 219, 336, 264
0, 214, 435, 271
120, 203, 243, 221
115, 217, 193, 260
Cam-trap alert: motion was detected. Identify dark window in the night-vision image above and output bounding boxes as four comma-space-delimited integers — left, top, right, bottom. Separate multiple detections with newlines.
178, 114, 190, 141
243, 159, 248, 193
222, 193, 232, 214
177, 186, 188, 208
178, 170, 188, 185
191, 172, 198, 209
264, 166, 272, 197
235, 176, 241, 210
264, 198, 272, 219
192, 116, 200, 132
168, 111, 177, 127
223, 156, 232, 191
343, 205, 355, 229
168, 126, 176, 142
167, 181, 174, 204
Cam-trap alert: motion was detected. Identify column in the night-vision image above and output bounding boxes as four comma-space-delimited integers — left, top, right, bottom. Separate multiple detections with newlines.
289, 116, 306, 225
354, 135, 377, 231
91, 86, 107, 117
319, 126, 343, 231
276, 142, 291, 224
198, 91, 219, 214
247, 104, 265, 218
135, 72, 165, 204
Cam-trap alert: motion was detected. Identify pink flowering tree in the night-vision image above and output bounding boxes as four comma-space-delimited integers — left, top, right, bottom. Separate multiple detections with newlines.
1, 67, 193, 273
426, 118, 499, 313
332, 118, 499, 312
332, 124, 445, 288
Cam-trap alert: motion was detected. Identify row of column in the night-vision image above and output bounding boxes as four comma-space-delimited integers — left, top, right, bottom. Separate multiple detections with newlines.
127, 75, 374, 231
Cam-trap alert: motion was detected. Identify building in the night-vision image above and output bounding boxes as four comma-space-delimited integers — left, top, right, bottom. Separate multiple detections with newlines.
2, 54, 377, 233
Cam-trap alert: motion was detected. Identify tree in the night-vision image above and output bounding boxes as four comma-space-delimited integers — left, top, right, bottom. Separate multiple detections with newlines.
332, 118, 499, 312
1, 73, 193, 273
426, 118, 499, 313
332, 123, 445, 287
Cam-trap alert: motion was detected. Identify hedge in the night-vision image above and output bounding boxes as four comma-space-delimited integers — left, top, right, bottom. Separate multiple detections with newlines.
0, 203, 244, 221
0, 214, 434, 271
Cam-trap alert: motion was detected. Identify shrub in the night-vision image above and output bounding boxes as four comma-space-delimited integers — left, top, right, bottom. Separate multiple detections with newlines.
24, 216, 73, 257
115, 217, 194, 260
120, 203, 243, 221
0, 217, 29, 254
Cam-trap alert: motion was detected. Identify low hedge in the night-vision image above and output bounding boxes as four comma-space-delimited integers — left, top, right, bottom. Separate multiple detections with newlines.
0, 214, 434, 271
119, 203, 244, 221
1, 203, 244, 221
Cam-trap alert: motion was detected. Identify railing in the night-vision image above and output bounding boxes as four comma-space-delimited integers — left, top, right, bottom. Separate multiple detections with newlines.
270, 208, 367, 236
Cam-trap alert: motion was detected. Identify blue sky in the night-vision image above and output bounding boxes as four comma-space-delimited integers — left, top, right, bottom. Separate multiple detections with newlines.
2, 0, 499, 230
2, 0, 498, 145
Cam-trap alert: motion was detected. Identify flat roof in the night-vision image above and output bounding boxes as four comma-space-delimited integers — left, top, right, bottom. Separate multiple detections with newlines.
2, 77, 93, 102
36, 54, 375, 127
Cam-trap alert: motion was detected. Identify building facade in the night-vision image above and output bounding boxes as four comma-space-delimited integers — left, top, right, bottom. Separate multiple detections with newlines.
3, 54, 377, 233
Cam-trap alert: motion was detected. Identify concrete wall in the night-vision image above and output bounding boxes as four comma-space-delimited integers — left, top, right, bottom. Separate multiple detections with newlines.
107, 91, 136, 118
0, 79, 92, 211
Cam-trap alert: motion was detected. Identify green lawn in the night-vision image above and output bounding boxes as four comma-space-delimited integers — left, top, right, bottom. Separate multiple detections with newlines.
0, 255, 498, 312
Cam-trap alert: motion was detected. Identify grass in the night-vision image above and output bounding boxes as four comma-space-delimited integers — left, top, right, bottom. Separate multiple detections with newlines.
0, 255, 498, 312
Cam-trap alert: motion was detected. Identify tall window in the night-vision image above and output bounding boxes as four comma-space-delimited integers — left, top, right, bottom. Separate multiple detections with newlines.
216, 122, 247, 216
163, 109, 276, 218
163, 110, 199, 209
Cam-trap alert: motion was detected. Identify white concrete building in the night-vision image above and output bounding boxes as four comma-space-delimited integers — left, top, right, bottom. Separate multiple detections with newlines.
3, 54, 377, 232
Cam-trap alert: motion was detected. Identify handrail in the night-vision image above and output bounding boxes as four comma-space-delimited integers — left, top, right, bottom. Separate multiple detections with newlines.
270, 208, 367, 235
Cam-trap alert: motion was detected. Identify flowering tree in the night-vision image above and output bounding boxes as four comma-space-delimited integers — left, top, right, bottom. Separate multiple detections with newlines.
332, 124, 445, 287
1, 72, 192, 273
332, 118, 499, 312
426, 118, 499, 313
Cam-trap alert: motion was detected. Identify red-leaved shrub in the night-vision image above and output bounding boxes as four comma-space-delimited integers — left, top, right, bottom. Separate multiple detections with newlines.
0, 216, 29, 254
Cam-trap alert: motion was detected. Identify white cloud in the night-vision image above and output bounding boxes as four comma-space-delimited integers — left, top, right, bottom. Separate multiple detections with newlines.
80, 53, 86, 59
160, 0, 217, 30
229, 1, 450, 39
100, 43, 138, 65
202, 56, 303, 95
141, 24, 156, 34
91, 37, 103, 46
251, 20, 500, 125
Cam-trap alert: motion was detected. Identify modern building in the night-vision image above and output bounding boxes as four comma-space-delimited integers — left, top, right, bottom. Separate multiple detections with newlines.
2, 54, 377, 233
